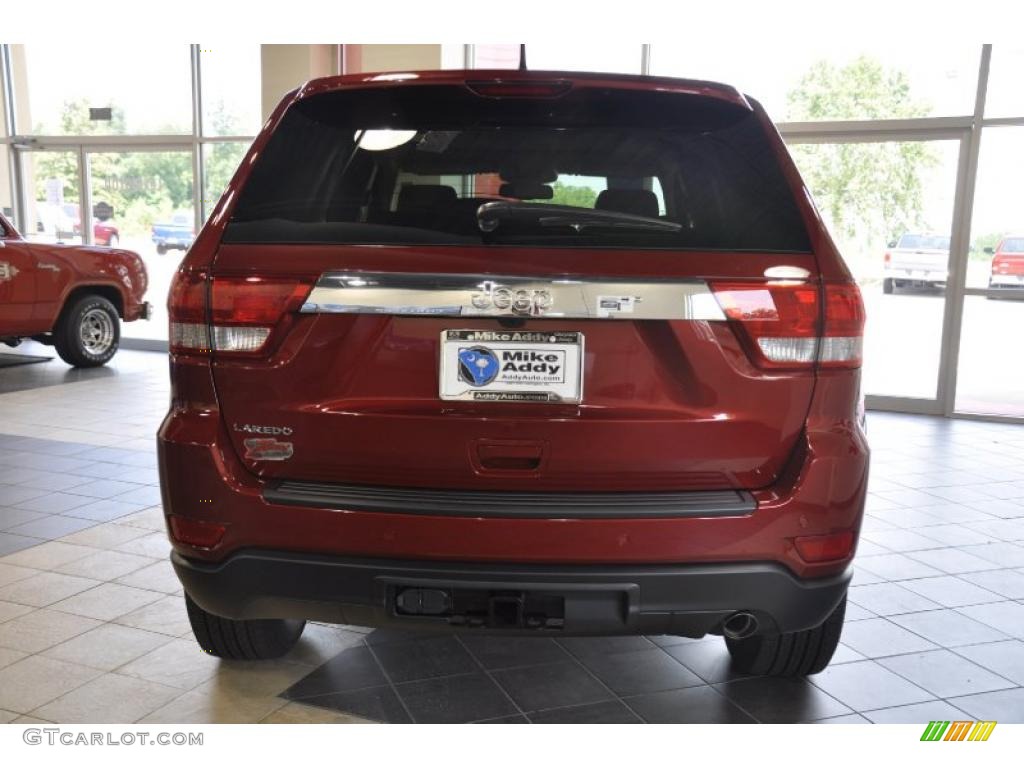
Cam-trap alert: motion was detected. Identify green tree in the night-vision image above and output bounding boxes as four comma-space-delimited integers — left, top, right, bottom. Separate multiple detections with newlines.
30, 99, 252, 238
786, 57, 938, 277
549, 181, 598, 208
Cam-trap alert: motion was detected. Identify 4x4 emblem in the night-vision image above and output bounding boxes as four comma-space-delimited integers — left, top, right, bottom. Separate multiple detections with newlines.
470, 282, 553, 316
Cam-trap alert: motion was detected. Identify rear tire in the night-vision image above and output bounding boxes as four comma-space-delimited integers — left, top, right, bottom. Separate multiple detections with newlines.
156, 243, 168, 255
185, 593, 305, 660
882, 278, 894, 294
725, 594, 846, 677
53, 294, 120, 368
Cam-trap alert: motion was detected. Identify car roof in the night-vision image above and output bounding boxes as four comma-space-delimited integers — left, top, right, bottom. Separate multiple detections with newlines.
297, 69, 752, 110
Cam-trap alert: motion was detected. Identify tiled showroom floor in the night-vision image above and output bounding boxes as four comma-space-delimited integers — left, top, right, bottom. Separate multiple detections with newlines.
1, 343, 1024, 724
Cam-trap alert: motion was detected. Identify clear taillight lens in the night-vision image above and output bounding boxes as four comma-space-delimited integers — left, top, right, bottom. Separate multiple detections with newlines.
710, 281, 865, 370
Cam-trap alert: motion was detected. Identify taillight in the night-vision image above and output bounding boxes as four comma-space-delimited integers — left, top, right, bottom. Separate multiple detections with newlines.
168, 515, 226, 549
884, 252, 891, 264
710, 281, 865, 370
794, 531, 855, 563
168, 271, 312, 357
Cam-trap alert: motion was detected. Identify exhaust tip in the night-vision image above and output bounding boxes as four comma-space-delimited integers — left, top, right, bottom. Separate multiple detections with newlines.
722, 611, 759, 640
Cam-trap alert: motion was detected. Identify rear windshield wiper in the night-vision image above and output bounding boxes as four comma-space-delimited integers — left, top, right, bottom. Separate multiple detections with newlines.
477, 201, 682, 234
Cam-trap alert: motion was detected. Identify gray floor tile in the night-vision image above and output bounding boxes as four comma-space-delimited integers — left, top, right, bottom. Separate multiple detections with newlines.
907, 547, 1004, 574
864, 700, 973, 724
528, 699, 642, 723
0, 508, 49, 532
624, 685, 755, 724
840, 617, 939, 658
949, 687, 1024, 721
813, 713, 872, 723
459, 635, 569, 670
808, 660, 934, 711
849, 582, 942, 616
0, 533, 45, 556
962, 573, 1024, 602
396, 672, 518, 723
663, 638, 747, 683
580, 647, 703, 696
283, 645, 387, 698
290, 686, 411, 723
64, 480, 144, 500
369, 634, 476, 684
955, 640, 1024, 686
857, 553, 943, 580
956, 601, 1024, 638
13, 493, 93, 515
962, 543, 1024, 568
899, 575, 1005, 608
557, 635, 655, 659
891, 609, 1009, 647
62, 499, 147, 522
0, 485, 48, 507
491, 660, 611, 712
876, 649, 1016, 698
717, 677, 851, 723
4, 515, 97, 539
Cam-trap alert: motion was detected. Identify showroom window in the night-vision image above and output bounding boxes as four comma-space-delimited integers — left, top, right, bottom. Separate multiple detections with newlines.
649, 42, 981, 121
199, 45, 263, 137
983, 45, 1024, 118
18, 43, 193, 135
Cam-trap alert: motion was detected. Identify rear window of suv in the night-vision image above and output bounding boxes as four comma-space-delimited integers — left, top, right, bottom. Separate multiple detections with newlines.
226, 84, 811, 253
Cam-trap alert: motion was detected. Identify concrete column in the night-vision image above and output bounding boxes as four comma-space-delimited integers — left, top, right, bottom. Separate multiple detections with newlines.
260, 45, 340, 120
344, 45, 443, 75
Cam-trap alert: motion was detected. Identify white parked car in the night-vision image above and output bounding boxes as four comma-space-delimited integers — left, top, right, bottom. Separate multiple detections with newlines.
882, 233, 950, 294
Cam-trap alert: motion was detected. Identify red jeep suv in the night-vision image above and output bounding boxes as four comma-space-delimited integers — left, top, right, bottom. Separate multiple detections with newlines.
159, 70, 868, 677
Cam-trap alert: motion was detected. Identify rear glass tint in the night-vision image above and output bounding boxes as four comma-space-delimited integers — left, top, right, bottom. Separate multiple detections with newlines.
897, 234, 951, 250
226, 85, 811, 253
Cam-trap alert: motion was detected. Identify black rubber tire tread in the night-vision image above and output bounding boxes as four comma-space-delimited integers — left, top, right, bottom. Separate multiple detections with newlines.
725, 594, 847, 677
184, 593, 305, 660
53, 294, 119, 368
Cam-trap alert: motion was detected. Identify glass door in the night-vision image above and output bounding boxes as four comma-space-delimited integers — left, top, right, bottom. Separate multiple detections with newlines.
85, 149, 195, 341
19, 149, 85, 246
786, 136, 964, 412
953, 126, 1024, 418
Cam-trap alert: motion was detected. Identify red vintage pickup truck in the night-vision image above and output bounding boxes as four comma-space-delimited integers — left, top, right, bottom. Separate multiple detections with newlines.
0, 211, 150, 366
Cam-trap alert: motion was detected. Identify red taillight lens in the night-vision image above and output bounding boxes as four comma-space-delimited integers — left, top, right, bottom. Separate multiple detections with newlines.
168, 269, 210, 354
884, 251, 891, 264
168, 515, 226, 549
168, 272, 312, 357
794, 531, 855, 563
820, 283, 866, 369
710, 281, 864, 370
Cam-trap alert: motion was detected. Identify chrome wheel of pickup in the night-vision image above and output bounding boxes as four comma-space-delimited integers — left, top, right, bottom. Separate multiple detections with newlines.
80, 307, 116, 355
54, 294, 120, 367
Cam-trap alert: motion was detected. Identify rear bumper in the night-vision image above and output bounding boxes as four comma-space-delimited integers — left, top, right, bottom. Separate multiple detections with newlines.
884, 267, 946, 283
173, 548, 852, 637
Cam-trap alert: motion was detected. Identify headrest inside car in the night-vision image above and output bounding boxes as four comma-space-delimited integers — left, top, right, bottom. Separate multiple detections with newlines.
499, 182, 553, 200
397, 185, 458, 210
595, 189, 659, 219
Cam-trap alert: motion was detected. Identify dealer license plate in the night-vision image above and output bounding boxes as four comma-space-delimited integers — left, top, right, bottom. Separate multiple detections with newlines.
439, 330, 583, 403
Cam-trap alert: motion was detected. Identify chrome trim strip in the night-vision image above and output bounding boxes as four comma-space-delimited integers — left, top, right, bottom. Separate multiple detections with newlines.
265, 480, 757, 519
300, 272, 727, 321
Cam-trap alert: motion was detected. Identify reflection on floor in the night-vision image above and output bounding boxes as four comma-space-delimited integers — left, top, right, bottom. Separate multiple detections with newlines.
0, 345, 1023, 723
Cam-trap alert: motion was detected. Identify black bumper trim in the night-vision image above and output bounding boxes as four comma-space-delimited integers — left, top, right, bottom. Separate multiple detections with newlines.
172, 549, 850, 638
263, 481, 756, 519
